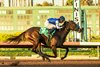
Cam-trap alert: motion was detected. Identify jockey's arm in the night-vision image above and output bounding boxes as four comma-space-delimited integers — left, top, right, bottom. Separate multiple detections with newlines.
56, 21, 62, 29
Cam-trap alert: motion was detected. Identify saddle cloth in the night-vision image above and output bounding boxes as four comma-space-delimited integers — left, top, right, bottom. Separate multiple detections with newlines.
39, 27, 56, 37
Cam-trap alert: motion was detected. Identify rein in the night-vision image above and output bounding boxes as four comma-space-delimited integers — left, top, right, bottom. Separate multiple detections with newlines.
64, 22, 69, 32
74, 25, 80, 31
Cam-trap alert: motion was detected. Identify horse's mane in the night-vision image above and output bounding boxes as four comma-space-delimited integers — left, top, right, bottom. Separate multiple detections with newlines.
53, 21, 69, 46
61, 21, 69, 30
68, 20, 74, 22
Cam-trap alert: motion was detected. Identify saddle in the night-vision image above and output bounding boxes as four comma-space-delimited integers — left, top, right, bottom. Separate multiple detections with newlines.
39, 27, 48, 37
39, 27, 56, 45
39, 27, 56, 37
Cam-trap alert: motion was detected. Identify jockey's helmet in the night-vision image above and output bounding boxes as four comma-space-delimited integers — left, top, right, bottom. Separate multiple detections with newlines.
59, 16, 65, 22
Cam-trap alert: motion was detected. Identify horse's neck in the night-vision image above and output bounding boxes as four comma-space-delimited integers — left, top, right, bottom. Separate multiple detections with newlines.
61, 30, 70, 42
56, 29, 70, 43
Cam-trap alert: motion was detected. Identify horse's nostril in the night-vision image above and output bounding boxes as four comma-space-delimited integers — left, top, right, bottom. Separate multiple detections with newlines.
82, 28, 84, 31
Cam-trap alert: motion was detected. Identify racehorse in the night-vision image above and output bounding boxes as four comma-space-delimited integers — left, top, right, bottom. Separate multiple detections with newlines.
7, 20, 82, 62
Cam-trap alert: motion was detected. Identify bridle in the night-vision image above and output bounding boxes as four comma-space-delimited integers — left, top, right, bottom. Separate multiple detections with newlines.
64, 21, 80, 32
64, 22, 70, 32
74, 24, 80, 31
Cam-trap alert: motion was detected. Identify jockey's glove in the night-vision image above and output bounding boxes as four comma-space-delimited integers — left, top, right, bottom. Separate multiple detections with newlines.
57, 26, 63, 29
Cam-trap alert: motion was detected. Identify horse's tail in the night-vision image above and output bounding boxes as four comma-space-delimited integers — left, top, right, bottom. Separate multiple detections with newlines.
7, 32, 25, 44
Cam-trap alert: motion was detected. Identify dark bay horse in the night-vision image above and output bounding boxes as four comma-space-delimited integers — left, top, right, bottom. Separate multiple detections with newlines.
7, 20, 82, 62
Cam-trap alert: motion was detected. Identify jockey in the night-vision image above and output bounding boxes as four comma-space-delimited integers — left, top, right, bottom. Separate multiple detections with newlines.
44, 16, 66, 35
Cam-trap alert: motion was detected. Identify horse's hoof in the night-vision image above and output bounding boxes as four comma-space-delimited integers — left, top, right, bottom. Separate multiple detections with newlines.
46, 58, 51, 62
47, 59, 51, 62
61, 57, 64, 60
10, 61, 19, 66
42, 57, 45, 61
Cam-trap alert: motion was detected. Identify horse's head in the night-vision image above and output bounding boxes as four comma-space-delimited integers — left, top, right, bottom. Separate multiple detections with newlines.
65, 20, 83, 33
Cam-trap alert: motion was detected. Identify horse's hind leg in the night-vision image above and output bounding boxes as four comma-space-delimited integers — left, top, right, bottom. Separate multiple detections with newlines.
61, 47, 69, 60
32, 43, 51, 62
27, 34, 50, 62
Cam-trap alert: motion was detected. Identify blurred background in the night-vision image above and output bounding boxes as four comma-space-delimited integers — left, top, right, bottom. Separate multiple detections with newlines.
0, 0, 99, 58
0, 0, 99, 41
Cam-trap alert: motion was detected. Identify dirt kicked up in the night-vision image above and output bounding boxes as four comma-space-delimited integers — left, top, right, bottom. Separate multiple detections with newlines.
0, 60, 100, 67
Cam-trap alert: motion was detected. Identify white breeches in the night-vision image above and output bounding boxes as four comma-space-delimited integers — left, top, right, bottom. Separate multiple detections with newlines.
44, 20, 56, 29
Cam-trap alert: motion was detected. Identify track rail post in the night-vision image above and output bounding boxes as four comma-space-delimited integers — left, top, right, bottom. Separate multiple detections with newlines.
58, 48, 61, 58
97, 46, 100, 59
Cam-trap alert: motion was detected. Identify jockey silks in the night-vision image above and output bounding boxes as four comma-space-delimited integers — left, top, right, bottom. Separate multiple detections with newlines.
47, 18, 60, 25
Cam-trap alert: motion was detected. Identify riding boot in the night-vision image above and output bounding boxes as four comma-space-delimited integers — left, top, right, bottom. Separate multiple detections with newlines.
48, 31, 51, 44
48, 28, 56, 45
49, 29, 53, 34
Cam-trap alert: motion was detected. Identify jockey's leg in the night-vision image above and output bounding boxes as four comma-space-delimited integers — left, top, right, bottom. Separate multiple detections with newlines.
48, 29, 54, 44
48, 28, 56, 41
49, 28, 56, 34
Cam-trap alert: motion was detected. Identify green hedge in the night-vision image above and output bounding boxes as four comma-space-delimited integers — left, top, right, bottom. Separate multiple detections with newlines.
0, 33, 99, 57
91, 35, 100, 42
0, 32, 21, 41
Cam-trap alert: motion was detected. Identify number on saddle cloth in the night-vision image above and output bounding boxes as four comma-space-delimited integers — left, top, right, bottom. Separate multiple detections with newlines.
39, 27, 56, 37
48, 18, 59, 25
39, 27, 48, 37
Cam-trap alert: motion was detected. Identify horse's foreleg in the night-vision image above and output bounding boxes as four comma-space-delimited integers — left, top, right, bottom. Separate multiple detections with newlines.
61, 47, 69, 60
44, 37, 57, 58
51, 46, 57, 58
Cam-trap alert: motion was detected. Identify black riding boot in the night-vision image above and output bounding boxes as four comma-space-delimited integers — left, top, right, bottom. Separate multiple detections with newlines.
47, 29, 53, 44
49, 28, 56, 34
48, 28, 56, 43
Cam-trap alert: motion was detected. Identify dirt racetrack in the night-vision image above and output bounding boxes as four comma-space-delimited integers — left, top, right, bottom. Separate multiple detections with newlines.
0, 59, 100, 67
